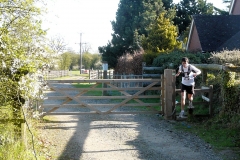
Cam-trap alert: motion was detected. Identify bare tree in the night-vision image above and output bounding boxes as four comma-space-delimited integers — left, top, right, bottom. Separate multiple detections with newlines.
48, 36, 68, 54
82, 43, 91, 53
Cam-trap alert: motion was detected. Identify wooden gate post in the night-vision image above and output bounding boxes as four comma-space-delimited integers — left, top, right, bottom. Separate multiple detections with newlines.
163, 69, 176, 120
209, 85, 213, 117
102, 62, 108, 96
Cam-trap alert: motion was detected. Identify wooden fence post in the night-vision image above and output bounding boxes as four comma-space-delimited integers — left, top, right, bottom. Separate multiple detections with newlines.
164, 69, 175, 120
209, 85, 213, 117
172, 70, 176, 118
21, 122, 27, 148
202, 69, 207, 85
161, 74, 164, 115
142, 62, 146, 75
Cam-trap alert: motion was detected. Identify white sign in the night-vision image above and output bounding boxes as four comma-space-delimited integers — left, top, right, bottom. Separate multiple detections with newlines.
102, 63, 108, 71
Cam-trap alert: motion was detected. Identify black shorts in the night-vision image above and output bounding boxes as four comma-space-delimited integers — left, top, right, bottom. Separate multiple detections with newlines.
181, 84, 194, 94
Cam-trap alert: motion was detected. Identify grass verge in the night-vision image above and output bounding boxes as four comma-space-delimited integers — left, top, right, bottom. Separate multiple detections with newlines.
174, 116, 240, 160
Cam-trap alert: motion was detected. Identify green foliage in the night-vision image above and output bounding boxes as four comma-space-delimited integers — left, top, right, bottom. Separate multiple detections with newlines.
0, 0, 51, 99
220, 71, 239, 115
0, 111, 35, 159
0, 0, 53, 158
58, 51, 101, 71
82, 52, 101, 70
69, 53, 80, 70
162, 0, 174, 10
0, 139, 41, 160
203, 50, 240, 130
58, 52, 71, 70
152, 50, 210, 69
205, 70, 240, 124
143, 50, 160, 65
90, 53, 102, 69
99, 0, 168, 68
205, 72, 222, 111
149, 50, 210, 87
173, 0, 214, 37
99, 42, 119, 69
142, 12, 182, 63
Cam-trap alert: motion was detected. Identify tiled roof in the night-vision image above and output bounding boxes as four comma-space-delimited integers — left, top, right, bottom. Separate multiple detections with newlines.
193, 15, 240, 52
218, 31, 240, 50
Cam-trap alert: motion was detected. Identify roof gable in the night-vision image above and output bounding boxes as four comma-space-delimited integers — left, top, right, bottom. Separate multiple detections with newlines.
192, 15, 240, 52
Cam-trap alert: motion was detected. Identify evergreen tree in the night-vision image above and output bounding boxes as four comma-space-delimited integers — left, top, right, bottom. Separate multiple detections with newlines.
142, 12, 182, 64
173, 0, 214, 36
90, 53, 101, 69
162, 0, 174, 10
99, 0, 167, 68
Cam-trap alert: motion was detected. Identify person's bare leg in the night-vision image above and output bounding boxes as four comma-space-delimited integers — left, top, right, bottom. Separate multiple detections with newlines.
188, 94, 193, 107
181, 91, 186, 111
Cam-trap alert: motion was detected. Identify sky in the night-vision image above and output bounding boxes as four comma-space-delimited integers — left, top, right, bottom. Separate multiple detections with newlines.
41, 0, 229, 54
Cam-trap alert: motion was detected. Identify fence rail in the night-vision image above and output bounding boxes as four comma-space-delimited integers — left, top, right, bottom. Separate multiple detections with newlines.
142, 62, 163, 78
89, 70, 114, 79
43, 70, 69, 80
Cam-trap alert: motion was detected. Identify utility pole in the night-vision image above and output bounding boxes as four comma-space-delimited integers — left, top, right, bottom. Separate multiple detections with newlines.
78, 33, 87, 74
79, 33, 82, 74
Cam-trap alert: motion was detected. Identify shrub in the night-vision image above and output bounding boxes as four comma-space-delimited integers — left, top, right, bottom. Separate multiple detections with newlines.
210, 50, 240, 66
114, 49, 144, 75
210, 50, 240, 127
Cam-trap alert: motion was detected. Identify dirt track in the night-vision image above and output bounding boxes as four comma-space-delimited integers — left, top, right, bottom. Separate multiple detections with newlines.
38, 110, 227, 160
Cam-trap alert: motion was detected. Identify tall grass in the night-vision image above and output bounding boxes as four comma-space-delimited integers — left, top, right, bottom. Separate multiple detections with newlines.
0, 106, 50, 160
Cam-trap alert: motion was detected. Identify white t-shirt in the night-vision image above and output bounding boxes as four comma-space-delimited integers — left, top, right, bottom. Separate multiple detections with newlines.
178, 64, 201, 86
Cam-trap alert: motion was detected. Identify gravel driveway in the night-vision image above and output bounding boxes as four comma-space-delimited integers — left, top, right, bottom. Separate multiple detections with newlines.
38, 82, 228, 160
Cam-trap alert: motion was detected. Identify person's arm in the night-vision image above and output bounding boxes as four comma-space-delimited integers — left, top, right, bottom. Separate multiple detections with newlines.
191, 65, 201, 77
175, 71, 181, 77
175, 66, 181, 77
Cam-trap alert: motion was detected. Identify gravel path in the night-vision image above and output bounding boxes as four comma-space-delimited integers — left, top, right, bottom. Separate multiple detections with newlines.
37, 81, 229, 160
38, 113, 226, 160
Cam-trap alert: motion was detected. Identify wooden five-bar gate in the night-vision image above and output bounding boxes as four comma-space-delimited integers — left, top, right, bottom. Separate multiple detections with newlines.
40, 69, 213, 120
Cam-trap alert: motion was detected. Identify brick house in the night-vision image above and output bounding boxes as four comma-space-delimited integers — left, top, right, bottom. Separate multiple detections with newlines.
186, 0, 240, 52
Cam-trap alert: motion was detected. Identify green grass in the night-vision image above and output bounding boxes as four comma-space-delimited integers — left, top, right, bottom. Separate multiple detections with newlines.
69, 70, 89, 77
175, 95, 210, 115
72, 83, 161, 111
174, 116, 240, 159
72, 83, 103, 96
0, 117, 48, 160
175, 121, 239, 147
173, 94, 240, 159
